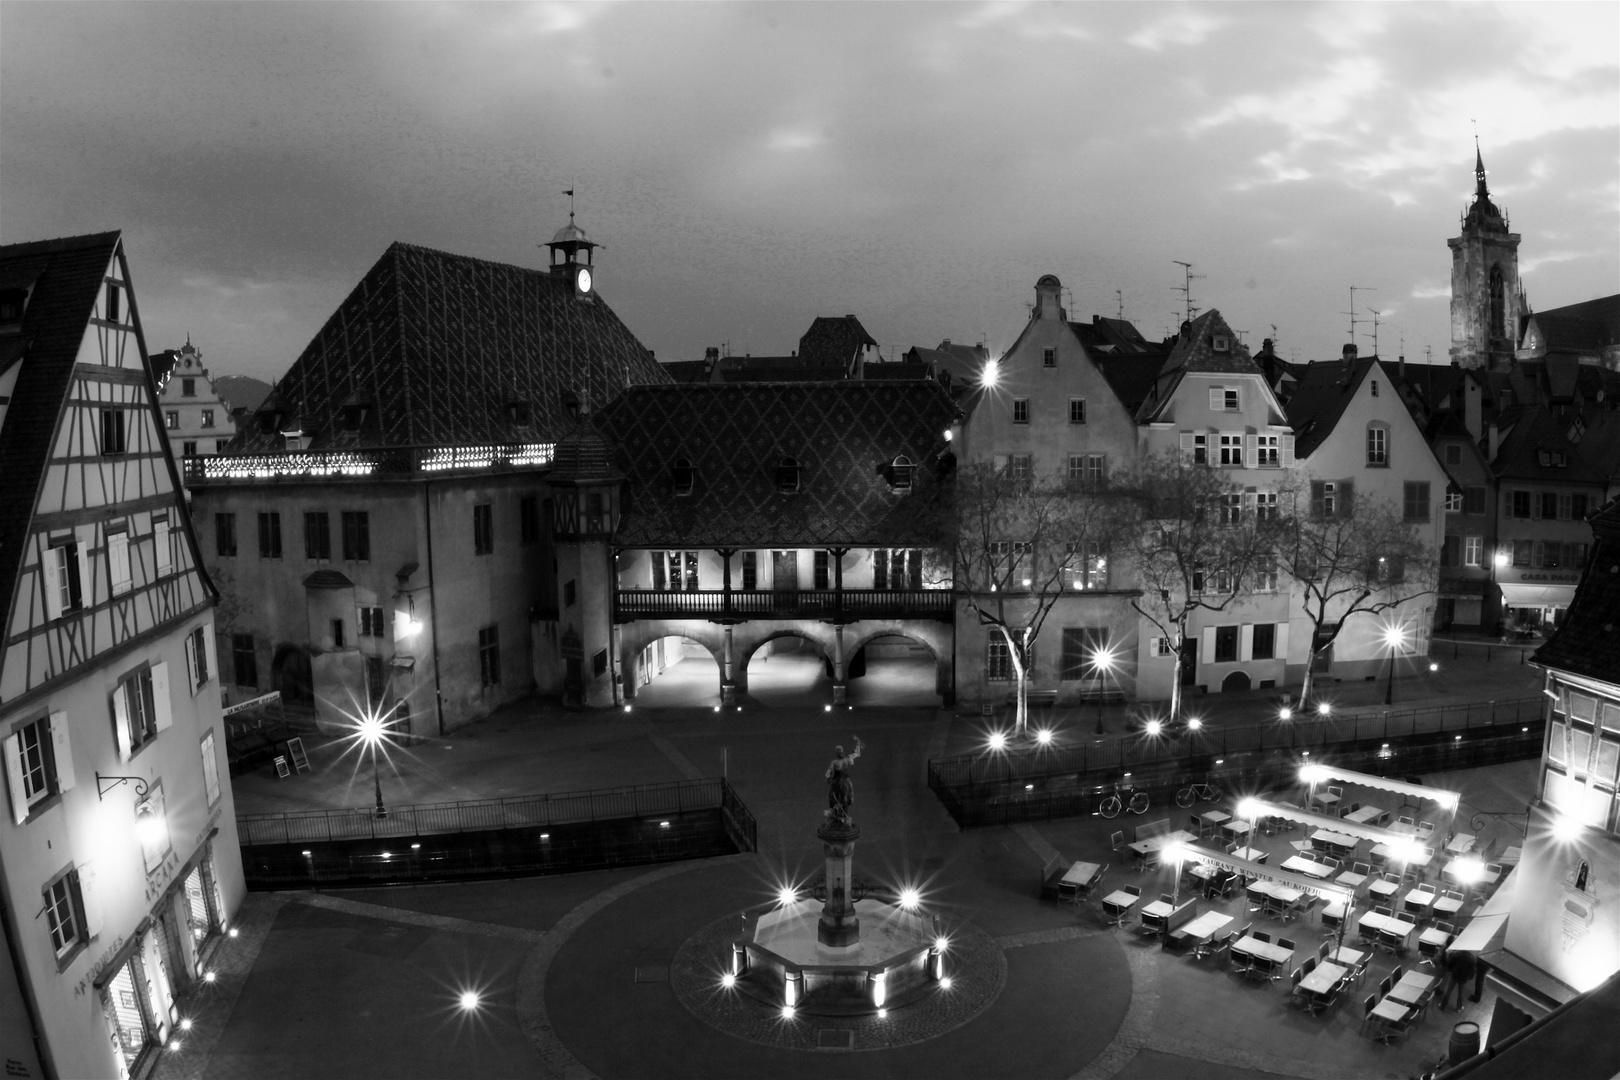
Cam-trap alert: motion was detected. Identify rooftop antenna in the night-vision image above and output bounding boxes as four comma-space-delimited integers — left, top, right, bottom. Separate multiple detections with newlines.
1172, 261, 1204, 323
1063, 287, 1076, 315
1234, 330, 1249, 345
1345, 286, 1376, 344
1425, 345, 1433, 364
1116, 289, 1125, 321
1364, 308, 1382, 357
1269, 323, 1279, 349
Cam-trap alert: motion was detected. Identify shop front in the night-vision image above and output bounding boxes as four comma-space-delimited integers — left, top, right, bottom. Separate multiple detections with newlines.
1497, 582, 1578, 636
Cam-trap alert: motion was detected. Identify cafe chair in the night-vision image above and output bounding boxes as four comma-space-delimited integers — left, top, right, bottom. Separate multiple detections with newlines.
1416, 821, 1436, 841
1321, 904, 1345, 937
1288, 965, 1306, 997
1391, 963, 1405, 984
1277, 937, 1298, 955
1396, 815, 1416, 830
1308, 983, 1342, 1017
1246, 884, 1267, 913
1229, 951, 1253, 979
1058, 880, 1080, 905
1369, 848, 1389, 871
1376, 1006, 1413, 1045
1379, 974, 1394, 999
1418, 934, 1446, 967
1253, 931, 1271, 944
1139, 849, 1162, 874
1317, 940, 1332, 964
1110, 831, 1126, 852
1360, 994, 1380, 1036
1237, 922, 1253, 941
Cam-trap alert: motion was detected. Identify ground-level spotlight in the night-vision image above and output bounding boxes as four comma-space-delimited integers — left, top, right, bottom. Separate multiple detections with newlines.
824, 704, 832, 712
713, 705, 721, 713
940, 976, 954, 990
623, 704, 633, 713
659, 820, 671, 829
1186, 717, 1203, 731
1036, 728, 1053, 745
1429, 662, 1439, 672
411, 843, 421, 850
459, 990, 481, 1012
898, 888, 921, 911
1144, 720, 1163, 736
179, 1018, 193, 1031
1279, 707, 1293, 721
934, 936, 949, 953
1317, 702, 1331, 717
203, 971, 217, 984
228, 928, 239, 938
987, 731, 1008, 751
721, 972, 736, 989
781, 1005, 796, 1020
877, 1007, 888, 1019
168, 1040, 183, 1052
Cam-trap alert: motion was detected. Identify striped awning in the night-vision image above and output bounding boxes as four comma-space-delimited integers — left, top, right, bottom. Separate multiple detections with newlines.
1303, 766, 1461, 810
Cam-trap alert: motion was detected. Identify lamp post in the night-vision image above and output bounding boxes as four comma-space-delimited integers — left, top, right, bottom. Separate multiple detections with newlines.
1091, 647, 1114, 735
1383, 626, 1407, 707
359, 713, 388, 819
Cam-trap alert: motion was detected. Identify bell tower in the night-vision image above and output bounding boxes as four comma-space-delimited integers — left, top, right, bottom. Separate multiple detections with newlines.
1447, 144, 1522, 371
545, 192, 598, 301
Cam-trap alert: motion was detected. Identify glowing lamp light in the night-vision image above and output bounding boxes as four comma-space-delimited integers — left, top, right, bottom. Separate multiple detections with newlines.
1144, 720, 1163, 737
934, 936, 950, 953
134, 804, 168, 849
777, 887, 798, 906
169, 1040, 182, 1052
1429, 662, 1439, 672
203, 971, 217, 984
1494, 551, 1510, 568
1186, 717, 1203, 732
1162, 841, 1187, 865
1237, 797, 1261, 820
824, 704, 832, 712
228, 928, 238, 938
781, 1005, 796, 1020
721, 973, 736, 989
940, 976, 954, 990
898, 888, 921, 911
987, 731, 1008, 752
623, 705, 633, 713
1279, 707, 1293, 721
1552, 814, 1584, 842
1299, 763, 1325, 784
1092, 647, 1116, 674
943, 429, 953, 442
981, 359, 1000, 388
1383, 626, 1407, 649
1317, 702, 1332, 717
877, 1008, 888, 1018
1036, 728, 1054, 745
459, 990, 481, 1012
1451, 858, 1484, 884
180, 1018, 193, 1032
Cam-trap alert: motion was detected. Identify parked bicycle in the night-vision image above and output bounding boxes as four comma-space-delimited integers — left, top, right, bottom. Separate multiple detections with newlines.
1099, 778, 1150, 818
1175, 777, 1222, 807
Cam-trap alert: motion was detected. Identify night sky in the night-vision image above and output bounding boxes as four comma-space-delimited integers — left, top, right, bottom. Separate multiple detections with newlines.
3, 2, 1615, 382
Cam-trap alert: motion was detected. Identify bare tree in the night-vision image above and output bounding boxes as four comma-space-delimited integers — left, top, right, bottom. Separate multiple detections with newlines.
1122, 452, 1285, 724
933, 461, 1123, 736
1274, 479, 1437, 706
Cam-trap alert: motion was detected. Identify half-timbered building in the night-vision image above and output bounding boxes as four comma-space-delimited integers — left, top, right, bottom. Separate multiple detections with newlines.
187, 222, 670, 735
0, 232, 242, 1080
584, 381, 961, 706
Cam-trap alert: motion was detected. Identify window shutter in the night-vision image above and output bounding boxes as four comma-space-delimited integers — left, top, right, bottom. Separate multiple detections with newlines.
49, 711, 75, 792
78, 861, 101, 939
1310, 482, 1326, 518
1274, 623, 1290, 660
1532, 541, 1544, 568
108, 534, 131, 594
1530, 495, 1541, 520
1245, 432, 1258, 467
1200, 626, 1215, 669
184, 633, 199, 690
152, 662, 173, 730
1180, 431, 1195, 457
155, 521, 172, 575
1209, 388, 1224, 411
1281, 433, 1295, 467
112, 685, 133, 762
3, 734, 29, 825
1339, 481, 1354, 518
1239, 624, 1254, 662
41, 545, 63, 620
202, 623, 218, 688
201, 729, 221, 806
73, 538, 92, 607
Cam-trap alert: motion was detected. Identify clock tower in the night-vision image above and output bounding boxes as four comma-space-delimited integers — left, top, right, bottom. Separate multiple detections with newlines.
546, 209, 598, 301
1447, 145, 1523, 371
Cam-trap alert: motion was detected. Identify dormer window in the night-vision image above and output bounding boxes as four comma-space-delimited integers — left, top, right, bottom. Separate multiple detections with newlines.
1371, 379, 1379, 397
672, 458, 695, 496
340, 404, 370, 431
1212, 335, 1230, 353
1209, 387, 1239, 411
776, 456, 801, 493
1538, 450, 1567, 468
0, 288, 25, 324
507, 401, 532, 427
890, 455, 914, 493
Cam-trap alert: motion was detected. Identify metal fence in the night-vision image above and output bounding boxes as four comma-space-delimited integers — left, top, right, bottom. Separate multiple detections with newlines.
928, 701, 1547, 830
237, 777, 751, 847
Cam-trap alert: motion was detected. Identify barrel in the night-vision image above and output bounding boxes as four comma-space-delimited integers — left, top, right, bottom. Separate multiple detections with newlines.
1450, 1020, 1481, 1063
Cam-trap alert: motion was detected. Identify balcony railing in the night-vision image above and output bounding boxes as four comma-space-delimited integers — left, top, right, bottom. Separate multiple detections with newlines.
614, 587, 954, 622
183, 442, 556, 486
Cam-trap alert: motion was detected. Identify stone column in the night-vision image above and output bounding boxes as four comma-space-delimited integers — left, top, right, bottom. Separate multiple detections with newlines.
721, 625, 736, 704
816, 819, 861, 948
832, 624, 848, 706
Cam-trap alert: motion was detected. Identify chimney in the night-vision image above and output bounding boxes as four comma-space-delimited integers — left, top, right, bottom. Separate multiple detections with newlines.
1487, 421, 1502, 461
704, 346, 719, 363
1342, 344, 1358, 361
1464, 379, 1483, 441
1398, 353, 1406, 380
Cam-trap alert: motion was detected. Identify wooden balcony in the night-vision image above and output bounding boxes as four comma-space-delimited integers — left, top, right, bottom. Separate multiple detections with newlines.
614, 588, 954, 623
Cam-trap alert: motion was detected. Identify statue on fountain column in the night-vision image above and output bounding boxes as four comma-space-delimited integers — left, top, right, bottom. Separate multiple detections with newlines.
825, 736, 864, 825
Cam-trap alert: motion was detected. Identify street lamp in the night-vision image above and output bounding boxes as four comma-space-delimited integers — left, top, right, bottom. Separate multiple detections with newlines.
1091, 646, 1115, 735
357, 711, 389, 819
1163, 842, 1188, 906
1382, 625, 1408, 706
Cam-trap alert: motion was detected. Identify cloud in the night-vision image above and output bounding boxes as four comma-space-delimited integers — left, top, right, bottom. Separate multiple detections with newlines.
764, 128, 823, 152
1411, 283, 1450, 300
1127, 8, 1223, 51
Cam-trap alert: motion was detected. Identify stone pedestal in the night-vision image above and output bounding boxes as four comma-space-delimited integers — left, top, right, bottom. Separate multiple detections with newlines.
831, 682, 847, 706
816, 820, 861, 948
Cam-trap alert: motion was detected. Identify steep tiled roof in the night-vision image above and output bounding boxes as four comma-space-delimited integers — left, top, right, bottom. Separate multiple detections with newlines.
659, 360, 714, 384
1532, 295, 1620, 354
1284, 357, 1382, 460
863, 361, 935, 381
798, 315, 876, 370
1384, 360, 1463, 414
1491, 406, 1605, 484
1532, 498, 1620, 683
594, 381, 959, 548
0, 232, 125, 635
1135, 310, 1262, 421
233, 242, 669, 452
1095, 353, 1171, 416
902, 341, 988, 387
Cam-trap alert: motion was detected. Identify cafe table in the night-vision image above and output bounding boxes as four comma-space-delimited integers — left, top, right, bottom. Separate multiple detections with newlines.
1402, 885, 1438, 919
1173, 911, 1234, 957
1310, 790, 1341, 811
1297, 960, 1350, 998
1345, 805, 1388, 826
1368, 875, 1402, 902
1200, 809, 1232, 834
1330, 945, 1369, 975
1388, 819, 1418, 835
1433, 891, 1466, 919
1336, 865, 1370, 890
1372, 843, 1435, 876
1100, 889, 1140, 926
1231, 934, 1295, 967
1231, 846, 1268, 863
1311, 829, 1359, 856
1281, 855, 1337, 879
1128, 829, 1198, 859
1445, 833, 1477, 855
1419, 927, 1453, 955
1388, 970, 1438, 1007
1369, 996, 1413, 1034
1061, 860, 1104, 891
1221, 819, 1253, 841
1358, 910, 1417, 951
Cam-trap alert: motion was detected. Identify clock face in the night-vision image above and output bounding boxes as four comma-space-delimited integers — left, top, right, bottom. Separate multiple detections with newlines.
576, 267, 593, 294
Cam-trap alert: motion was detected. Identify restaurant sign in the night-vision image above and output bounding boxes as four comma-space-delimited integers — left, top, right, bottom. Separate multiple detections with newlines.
1179, 846, 1353, 904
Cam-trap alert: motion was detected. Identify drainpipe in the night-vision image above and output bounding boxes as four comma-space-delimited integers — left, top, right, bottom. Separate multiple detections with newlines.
421, 482, 446, 737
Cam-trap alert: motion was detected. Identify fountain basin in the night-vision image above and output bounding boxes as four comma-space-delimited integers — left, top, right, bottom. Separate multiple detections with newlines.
736, 898, 942, 1015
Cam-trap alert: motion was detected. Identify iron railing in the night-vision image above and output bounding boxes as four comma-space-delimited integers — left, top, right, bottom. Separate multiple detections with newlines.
183, 442, 555, 486
614, 587, 954, 622
928, 696, 1546, 829
236, 777, 747, 846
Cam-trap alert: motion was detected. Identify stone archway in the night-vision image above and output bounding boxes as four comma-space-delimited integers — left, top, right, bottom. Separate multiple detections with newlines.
1221, 670, 1252, 693
844, 627, 948, 706
617, 621, 728, 707
844, 621, 953, 704
736, 629, 835, 705
271, 645, 313, 706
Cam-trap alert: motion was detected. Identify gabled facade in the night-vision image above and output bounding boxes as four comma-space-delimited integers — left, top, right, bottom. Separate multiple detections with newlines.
1284, 350, 1447, 677
1430, 415, 1498, 632
955, 276, 1152, 704
1136, 310, 1297, 699
188, 224, 671, 735
590, 381, 960, 706
153, 340, 237, 459
0, 233, 242, 1080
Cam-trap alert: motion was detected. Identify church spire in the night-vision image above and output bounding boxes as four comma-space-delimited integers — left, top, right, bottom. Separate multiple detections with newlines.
1475, 138, 1489, 200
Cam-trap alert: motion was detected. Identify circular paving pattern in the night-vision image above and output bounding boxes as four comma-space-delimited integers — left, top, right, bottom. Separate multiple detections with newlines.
670, 911, 1006, 1052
